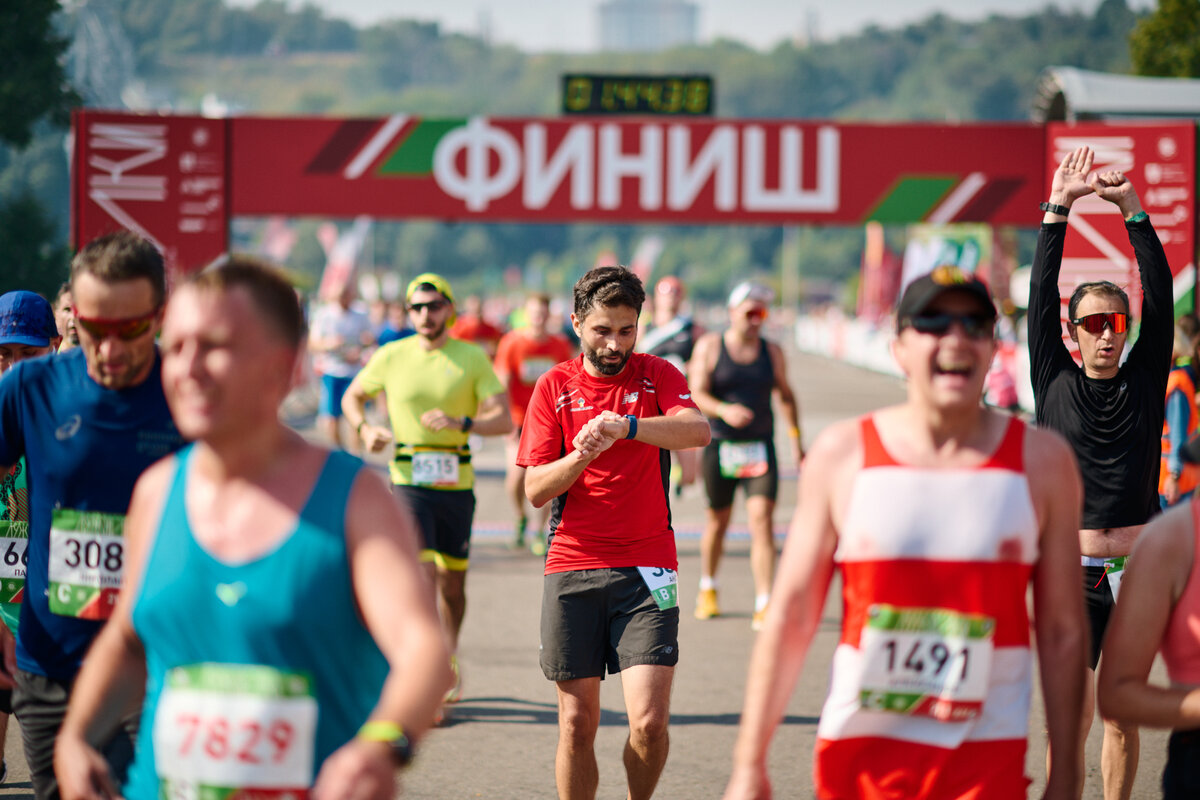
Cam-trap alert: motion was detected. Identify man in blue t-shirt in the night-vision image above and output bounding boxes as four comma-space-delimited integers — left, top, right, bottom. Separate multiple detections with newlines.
0, 231, 184, 800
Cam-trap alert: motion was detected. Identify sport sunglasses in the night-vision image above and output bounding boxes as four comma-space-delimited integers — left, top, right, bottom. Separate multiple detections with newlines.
1071, 312, 1128, 335
72, 307, 160, 341
407, 299, 449, 313
903, 312, 995, 340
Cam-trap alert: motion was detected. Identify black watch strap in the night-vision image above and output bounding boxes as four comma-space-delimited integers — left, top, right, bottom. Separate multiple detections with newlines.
1040, 201, 1070, 217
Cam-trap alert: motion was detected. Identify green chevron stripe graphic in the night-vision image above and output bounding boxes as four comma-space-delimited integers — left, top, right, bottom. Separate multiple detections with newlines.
866, 176, 960, 223
377, 119, 466, 176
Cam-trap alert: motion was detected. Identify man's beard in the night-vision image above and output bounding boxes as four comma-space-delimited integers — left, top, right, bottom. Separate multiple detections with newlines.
584, 344, 630, 376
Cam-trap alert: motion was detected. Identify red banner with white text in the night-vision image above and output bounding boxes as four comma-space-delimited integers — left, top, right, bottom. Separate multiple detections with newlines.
72, 110, 229, 277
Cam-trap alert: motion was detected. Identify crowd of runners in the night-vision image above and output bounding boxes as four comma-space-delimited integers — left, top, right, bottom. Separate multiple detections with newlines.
0, 144, 1198, 798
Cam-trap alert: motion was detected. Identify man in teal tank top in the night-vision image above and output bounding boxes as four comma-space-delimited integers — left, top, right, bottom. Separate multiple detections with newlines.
55, 259, 452, 800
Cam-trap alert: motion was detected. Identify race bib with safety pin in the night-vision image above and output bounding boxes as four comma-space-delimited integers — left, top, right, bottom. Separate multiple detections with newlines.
0, 520, 28, 606
48, 509, 124, 619
856, 604, 994, 723
411, 452, 460, 487
1104, 556, 1127, 602
717, 441, 769, 479
153, 663, 317, 798
636, 567, 678, 610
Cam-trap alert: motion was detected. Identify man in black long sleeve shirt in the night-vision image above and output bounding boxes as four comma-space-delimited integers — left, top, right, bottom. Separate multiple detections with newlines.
1028, 145, 1173, 800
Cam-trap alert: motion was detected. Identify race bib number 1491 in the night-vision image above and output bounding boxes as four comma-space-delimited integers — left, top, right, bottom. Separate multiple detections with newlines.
856, 604, 994, 723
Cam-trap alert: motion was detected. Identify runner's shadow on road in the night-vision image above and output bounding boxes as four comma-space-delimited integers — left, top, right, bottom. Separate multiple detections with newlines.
440, 698, 815, 729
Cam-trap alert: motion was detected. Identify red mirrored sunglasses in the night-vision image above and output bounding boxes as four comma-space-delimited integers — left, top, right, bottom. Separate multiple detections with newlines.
1070, 312, 1128, 335
745, 307, 768, 321
72, 306, 160, 341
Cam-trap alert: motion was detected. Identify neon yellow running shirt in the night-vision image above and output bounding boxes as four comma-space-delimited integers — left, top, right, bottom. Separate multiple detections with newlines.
357, 337, 503, 490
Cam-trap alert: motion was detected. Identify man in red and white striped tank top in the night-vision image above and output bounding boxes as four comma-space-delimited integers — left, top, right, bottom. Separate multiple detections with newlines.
724, 268, 1088, 800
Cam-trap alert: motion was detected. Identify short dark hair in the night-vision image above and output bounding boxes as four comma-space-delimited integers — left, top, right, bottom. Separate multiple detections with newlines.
71, 231, 166, 307
1068, 281, 1130, 320
54, 281, 71, 305
573, 266, 645, 320
187, 256, 306, 348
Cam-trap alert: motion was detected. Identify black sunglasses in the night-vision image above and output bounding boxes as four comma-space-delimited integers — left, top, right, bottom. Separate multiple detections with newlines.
903, 312, 995, 340
408, 299, 448, 314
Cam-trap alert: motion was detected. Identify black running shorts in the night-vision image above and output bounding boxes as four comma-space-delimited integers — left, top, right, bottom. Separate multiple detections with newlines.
540, 567, 679, 681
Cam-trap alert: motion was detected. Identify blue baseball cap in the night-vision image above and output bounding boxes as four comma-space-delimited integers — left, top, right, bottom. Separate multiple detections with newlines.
0, 291, 57, 347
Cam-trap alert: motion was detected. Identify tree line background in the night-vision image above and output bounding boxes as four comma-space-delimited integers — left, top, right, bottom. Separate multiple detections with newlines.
2, 0, 1197, 301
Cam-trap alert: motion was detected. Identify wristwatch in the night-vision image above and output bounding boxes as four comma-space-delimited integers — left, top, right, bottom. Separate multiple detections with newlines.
358, 721, 415, 767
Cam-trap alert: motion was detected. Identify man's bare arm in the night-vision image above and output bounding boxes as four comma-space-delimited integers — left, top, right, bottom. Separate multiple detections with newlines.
1027, 428, 1086, 800
723, 421, 849, 800
1098, 509, 1200, 729
312, 468, 453, 800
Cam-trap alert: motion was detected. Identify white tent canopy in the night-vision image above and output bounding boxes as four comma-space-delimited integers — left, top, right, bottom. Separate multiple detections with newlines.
1033, 66, 1200, 122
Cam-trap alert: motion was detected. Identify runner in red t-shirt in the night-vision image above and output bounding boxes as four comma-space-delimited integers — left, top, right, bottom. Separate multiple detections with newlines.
495, 293, 575, 554
517, 265, 710, 800
449, 295, 504, 359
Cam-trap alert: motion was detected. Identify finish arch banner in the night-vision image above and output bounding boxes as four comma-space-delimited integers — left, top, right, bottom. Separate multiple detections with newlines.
74, 110, 1051, 274
230, 115, 1043, 226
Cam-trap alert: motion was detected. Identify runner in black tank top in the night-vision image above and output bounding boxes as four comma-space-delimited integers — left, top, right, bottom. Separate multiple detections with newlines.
689, 282, 802, 629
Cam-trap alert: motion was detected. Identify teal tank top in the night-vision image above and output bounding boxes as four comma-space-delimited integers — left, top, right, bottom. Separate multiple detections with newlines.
124, 446, 390, 798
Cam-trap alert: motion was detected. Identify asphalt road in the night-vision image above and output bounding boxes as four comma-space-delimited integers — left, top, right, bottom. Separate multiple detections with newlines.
0, 344, 1171, 798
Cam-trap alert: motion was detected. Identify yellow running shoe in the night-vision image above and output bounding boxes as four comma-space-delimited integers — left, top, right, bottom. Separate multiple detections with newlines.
751, 607, 768, 631
694, 588, 720, 620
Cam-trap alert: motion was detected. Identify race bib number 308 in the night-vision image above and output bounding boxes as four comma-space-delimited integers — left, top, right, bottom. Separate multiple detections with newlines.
856, 604, 994, 723
154, 663, 317, 797
48, 509, 124, 619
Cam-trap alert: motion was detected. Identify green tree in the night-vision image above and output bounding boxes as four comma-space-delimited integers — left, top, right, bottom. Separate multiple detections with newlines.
1130, 0, 1200, 77
0, 191, 70, 298
0, 0, 78, 148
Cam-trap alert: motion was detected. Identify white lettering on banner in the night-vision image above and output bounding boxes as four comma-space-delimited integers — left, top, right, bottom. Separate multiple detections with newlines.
434, 118, 521, 211
431, 119, 843, 215
599, 124, 663, 210
524, 125, 594, 209
87, 123, 169, 250
743, 125, 840, 212
667, 125, 738, 211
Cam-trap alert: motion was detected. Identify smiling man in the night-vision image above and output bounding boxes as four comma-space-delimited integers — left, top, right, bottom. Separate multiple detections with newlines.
0, 231, 185, 799
725, 267, 1085, 800
1028, 146, 1174, 800
517, 265, 710, 800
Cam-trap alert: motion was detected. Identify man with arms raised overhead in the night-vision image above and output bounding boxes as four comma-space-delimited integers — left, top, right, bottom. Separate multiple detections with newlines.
518, 265, 710, 799
725, 267, 1086, 800
1028, 146, 1173, 800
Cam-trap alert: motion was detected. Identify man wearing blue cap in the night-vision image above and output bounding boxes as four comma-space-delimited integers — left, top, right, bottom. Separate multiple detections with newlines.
0, 290, 61, 783
0, 232, 185, 799
342, 273, 511, 716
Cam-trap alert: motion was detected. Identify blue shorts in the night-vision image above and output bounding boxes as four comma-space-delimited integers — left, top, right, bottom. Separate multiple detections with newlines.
319, 374, 355, 418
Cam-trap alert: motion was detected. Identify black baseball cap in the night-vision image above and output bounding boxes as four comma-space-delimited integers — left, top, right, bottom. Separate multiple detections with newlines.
896, 266, 997, 332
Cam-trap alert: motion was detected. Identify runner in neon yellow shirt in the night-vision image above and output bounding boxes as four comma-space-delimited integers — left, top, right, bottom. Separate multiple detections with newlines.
343, 273, 511, 714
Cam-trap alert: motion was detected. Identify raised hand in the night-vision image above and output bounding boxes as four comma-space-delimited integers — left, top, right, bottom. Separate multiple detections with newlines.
1089, 168, 1144, 219
1050, 146, 1095, 205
